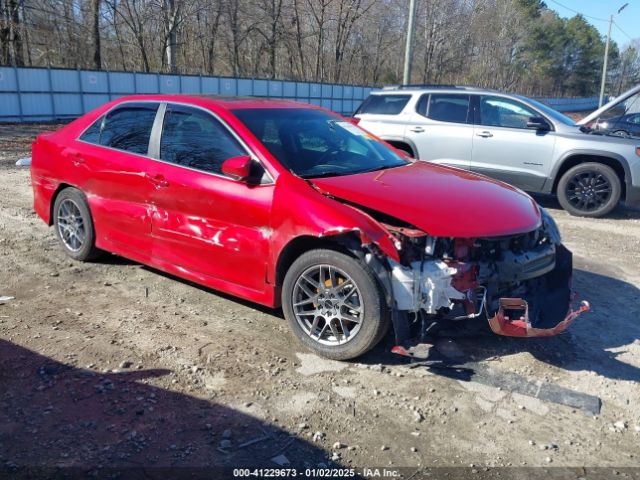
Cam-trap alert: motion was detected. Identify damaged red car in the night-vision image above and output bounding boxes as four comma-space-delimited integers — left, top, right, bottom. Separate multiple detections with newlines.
31, 95, 589, 360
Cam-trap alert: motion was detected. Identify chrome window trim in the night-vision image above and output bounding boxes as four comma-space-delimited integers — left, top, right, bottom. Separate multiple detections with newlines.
75, 99, 275, 186
148, 102, 167, 158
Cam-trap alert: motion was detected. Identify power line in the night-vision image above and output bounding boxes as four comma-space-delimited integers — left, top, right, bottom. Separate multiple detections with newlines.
613, 21, 636, 42
546, 0, 608, 22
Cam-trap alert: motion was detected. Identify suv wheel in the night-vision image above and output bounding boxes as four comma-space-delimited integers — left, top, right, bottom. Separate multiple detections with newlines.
557, 162, 621, 217
53, 187, 102, 261
282, 249, 389, 360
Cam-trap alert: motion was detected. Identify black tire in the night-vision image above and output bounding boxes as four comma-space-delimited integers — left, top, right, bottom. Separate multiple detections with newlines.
557, 162, 621, 218
52, 187, 102, 261
281, 249, 389, 360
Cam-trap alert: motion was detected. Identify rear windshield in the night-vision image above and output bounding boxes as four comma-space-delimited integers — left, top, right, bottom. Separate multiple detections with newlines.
356, 94, 411, 115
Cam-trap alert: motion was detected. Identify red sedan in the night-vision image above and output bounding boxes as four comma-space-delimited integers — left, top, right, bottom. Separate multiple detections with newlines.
31, 95, 589, 360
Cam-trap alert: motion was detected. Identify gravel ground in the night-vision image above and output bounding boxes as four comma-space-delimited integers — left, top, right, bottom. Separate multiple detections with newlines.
1, 124, 639, 477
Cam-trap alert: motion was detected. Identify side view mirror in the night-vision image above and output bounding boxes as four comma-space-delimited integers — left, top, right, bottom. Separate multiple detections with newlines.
527, 116, 551, 131
221, 155, 253, 181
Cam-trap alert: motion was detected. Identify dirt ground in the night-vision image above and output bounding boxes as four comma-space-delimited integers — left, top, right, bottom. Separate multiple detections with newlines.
1, 124, 640, 478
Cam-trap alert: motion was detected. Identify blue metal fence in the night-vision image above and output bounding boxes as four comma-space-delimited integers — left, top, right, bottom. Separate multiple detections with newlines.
0, 66, 373, 122
535, 96, 600, 112
0, 66, 600, 122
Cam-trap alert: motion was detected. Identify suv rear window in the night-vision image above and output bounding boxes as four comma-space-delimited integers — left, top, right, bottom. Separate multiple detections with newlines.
422, 94, 471, 124
356, 95, 411, 115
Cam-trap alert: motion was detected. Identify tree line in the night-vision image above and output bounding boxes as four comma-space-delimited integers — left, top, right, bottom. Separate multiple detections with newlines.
1, 0, 639, 97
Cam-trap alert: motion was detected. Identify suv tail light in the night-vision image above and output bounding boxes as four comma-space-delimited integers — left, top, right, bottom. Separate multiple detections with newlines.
350, 117, 361, 125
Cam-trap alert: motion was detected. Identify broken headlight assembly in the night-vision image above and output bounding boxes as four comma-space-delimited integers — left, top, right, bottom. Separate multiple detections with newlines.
539, 206, 561, 244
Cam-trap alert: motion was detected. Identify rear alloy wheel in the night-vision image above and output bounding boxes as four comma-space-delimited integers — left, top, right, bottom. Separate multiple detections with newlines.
557, 162, 621, 217
53, 188, 102, 261
282, 249, 388, 360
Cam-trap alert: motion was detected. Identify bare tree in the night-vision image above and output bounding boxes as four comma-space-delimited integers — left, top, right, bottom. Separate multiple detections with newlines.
3, 0, 630, 97
93, 0, 102, 69
160, 0, 179, 73
1, 0, 25, 65
106, 0, 153, 72
254, 0, 285, 79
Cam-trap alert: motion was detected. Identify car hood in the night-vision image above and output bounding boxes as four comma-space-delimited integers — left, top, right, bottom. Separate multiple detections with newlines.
310, 162, 541, 238
578, 84, 640, 126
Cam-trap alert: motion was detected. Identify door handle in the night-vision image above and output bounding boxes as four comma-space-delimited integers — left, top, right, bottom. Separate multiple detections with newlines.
476, 131, 493, 138
409, 126, 425, 133
146, 173, 169, 188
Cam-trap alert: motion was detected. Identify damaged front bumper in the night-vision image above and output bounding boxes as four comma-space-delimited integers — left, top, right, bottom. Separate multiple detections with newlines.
488, 297, 590, 337
485, 244, 589, 337
383, 236, 590, 351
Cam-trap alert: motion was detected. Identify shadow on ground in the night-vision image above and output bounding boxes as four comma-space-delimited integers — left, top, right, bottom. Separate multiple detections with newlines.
121, 251, 640, 384
360, 267, 640, 386
0, 340, 337, 478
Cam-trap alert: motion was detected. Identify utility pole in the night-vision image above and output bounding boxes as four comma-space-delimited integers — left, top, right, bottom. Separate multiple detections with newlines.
402, 0, 417, 85
599, 3, 628, 107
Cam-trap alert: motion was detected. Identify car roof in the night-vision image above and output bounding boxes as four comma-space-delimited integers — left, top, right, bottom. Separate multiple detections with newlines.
111, 94, 314, 111
370, 85, 499, 95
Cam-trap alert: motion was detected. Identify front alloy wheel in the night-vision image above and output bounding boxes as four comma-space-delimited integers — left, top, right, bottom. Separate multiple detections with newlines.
292, 264, 364, 346
557, 162, 621, 217
282, 249, 388, 360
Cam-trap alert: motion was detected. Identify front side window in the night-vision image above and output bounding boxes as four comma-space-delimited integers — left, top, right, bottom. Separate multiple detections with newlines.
356, 94, 411, 115
523, 97, 574, 126
231, 108, 408, 179
479, 96, 537, 129
426, 94, 471, 124
80, 103, 159, 155
160, 105, 246, 175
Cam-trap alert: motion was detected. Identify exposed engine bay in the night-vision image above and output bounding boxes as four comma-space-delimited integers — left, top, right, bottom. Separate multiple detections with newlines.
357, 206, 590, 354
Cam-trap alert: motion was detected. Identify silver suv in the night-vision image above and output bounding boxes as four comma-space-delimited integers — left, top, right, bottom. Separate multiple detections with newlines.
354, 85, 640, 217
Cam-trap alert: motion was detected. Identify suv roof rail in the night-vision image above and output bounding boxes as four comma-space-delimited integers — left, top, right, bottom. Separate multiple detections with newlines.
381, 84, 486, 91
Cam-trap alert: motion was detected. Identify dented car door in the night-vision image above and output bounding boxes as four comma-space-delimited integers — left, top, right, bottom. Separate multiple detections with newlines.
147, 103, 274, 293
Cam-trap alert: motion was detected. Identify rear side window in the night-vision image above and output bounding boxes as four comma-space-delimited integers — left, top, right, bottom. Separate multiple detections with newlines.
356, 94, 411, 115
160, 105, 245, 175
80, 118, 103, 144
80, 103, 159, 155
425, 94, 471, 124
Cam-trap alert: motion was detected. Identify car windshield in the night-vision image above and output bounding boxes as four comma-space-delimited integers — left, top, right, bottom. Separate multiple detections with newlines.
231, 108, 408, 178
522, 97, 576, 126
